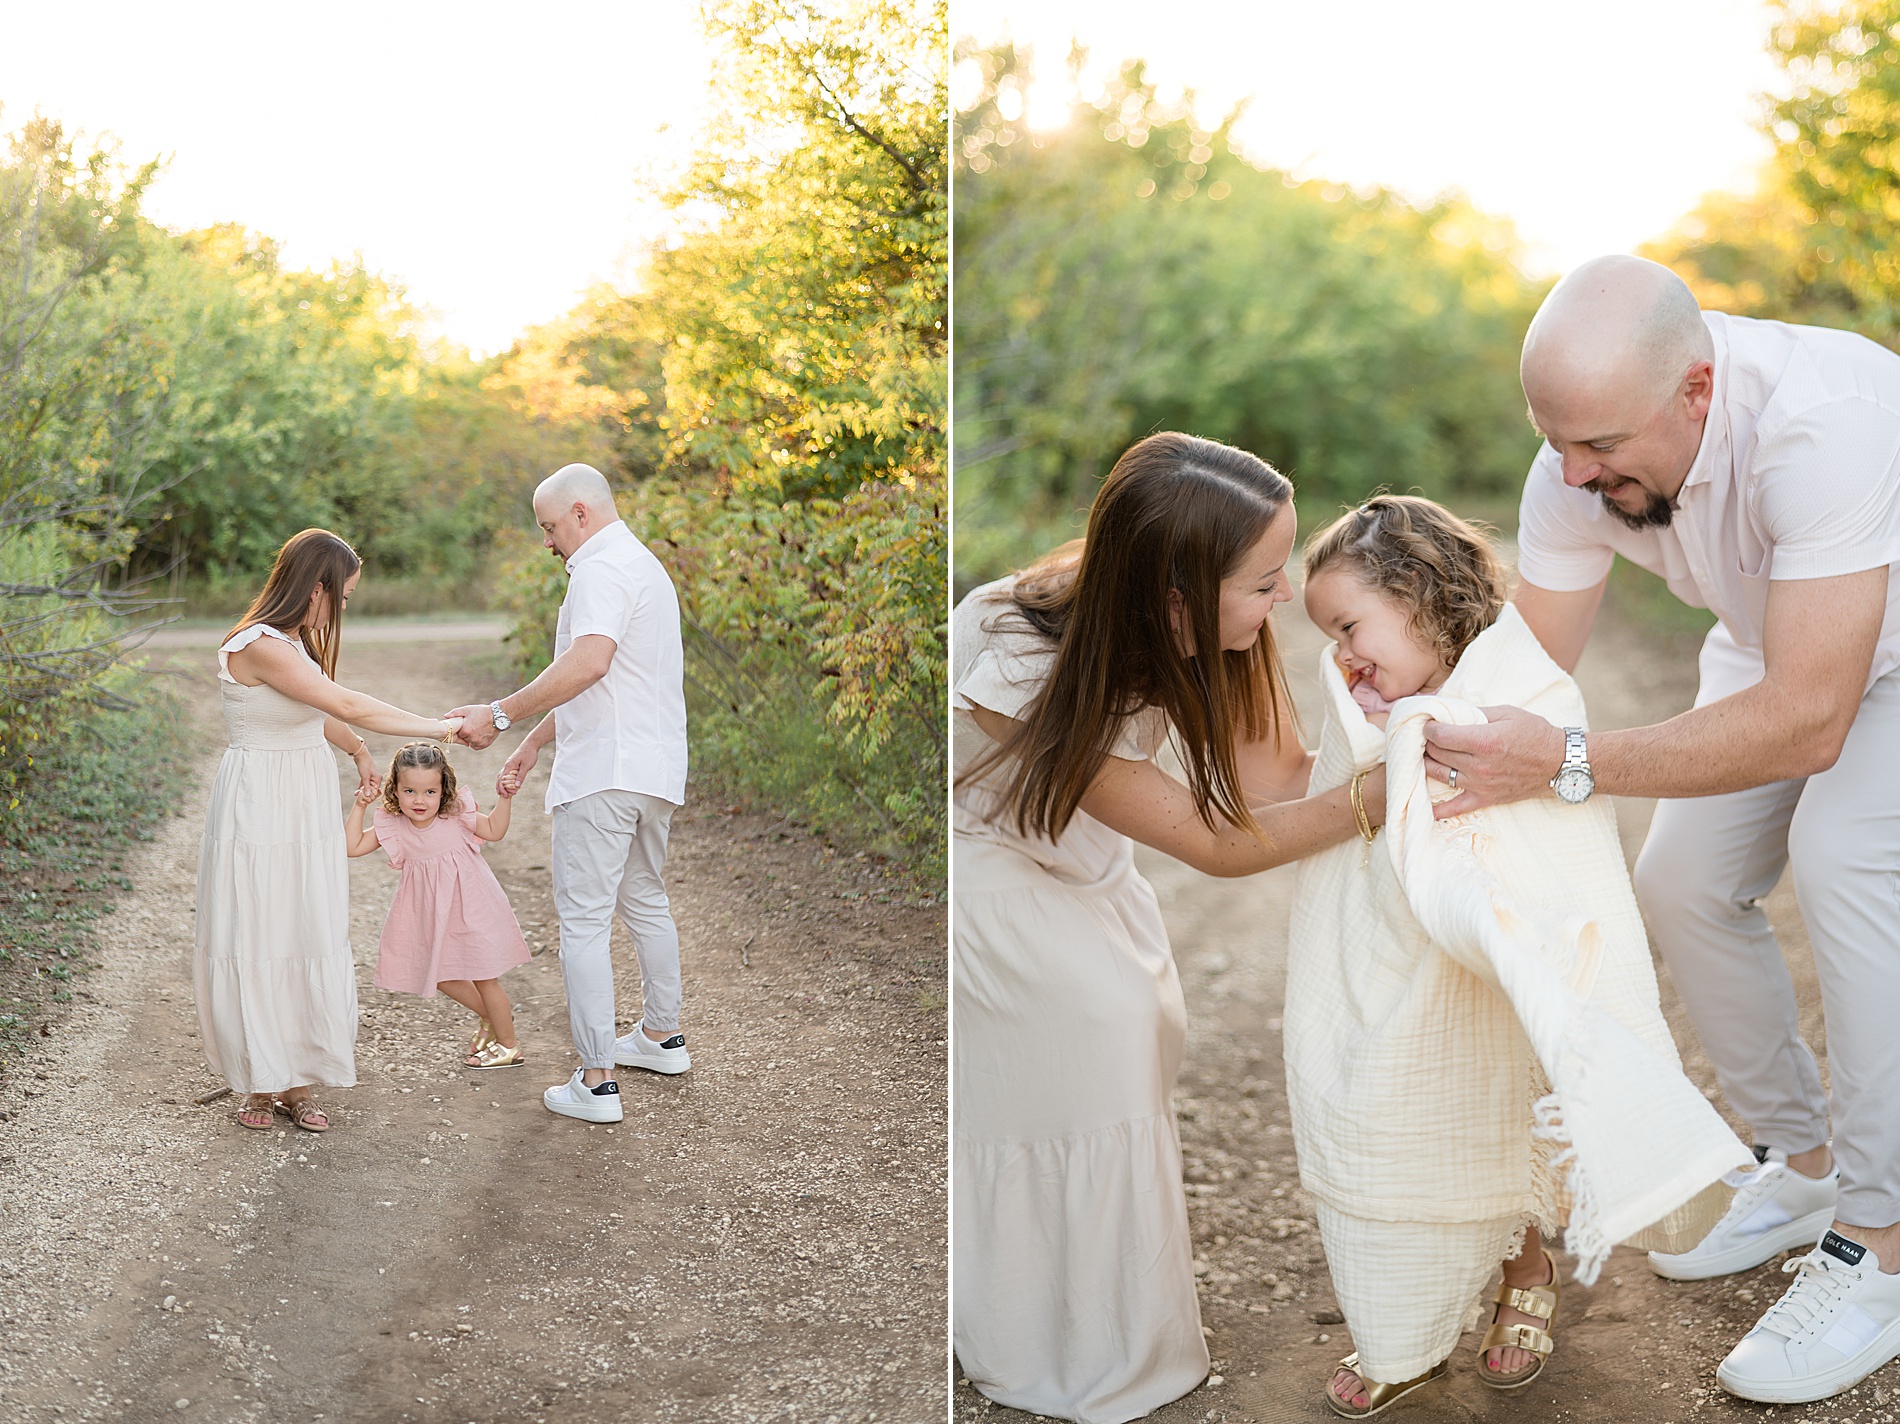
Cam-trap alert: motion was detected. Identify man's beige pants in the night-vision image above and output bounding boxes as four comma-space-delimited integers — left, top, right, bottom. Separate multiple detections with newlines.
1633, 668, 1900, 1226
550, 789, 683, 1070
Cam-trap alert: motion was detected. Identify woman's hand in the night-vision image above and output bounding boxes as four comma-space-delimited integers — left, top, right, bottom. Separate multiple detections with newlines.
353, 779, 379, 806
441, 717, 465, 745
352, 750, 380, 803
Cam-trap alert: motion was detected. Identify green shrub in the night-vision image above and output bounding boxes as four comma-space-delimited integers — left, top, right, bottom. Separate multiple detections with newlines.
0, 678, 192, 1074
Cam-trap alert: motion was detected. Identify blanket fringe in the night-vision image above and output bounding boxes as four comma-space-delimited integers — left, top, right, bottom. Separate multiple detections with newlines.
1532, 1092, 1612, 1286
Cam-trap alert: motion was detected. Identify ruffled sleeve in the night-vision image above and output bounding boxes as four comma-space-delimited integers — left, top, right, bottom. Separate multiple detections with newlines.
216, 623, 297, 684
454, 786, 484, 851
952, 607, 1168, 763
371, 808, 408, 869
951, 622, 1056, 722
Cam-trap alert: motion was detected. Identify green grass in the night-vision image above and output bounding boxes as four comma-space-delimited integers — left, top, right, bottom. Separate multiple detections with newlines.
0, 686, 195, 1079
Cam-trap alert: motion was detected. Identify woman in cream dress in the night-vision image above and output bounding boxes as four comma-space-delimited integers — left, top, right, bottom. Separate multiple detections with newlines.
197, 528, 462, 1132
953, 434, 1388, 1424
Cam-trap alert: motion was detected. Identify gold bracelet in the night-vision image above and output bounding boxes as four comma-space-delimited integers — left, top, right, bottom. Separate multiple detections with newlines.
1350, 770, 1377, 843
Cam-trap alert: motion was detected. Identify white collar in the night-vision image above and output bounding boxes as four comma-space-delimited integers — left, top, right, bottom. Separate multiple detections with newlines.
1676, 319, 1732, 503
564, 518, 631, 574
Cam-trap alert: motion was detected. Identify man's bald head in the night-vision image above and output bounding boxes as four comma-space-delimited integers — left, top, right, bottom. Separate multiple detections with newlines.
534, 462, 617, 520
533, 463, 620, 560
1522, 255, 1712, 414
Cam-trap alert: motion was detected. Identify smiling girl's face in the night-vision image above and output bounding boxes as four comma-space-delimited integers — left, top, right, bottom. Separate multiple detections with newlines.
395, 765, 444, 825
1303, 566, 1449, 704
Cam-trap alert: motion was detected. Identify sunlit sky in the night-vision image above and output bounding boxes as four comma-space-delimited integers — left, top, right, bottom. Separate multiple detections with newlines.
0, 1, 713, 356
955, 0, 1787, 275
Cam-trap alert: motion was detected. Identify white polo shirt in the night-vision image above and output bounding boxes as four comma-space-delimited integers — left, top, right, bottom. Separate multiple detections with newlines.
544, 519, 689, 811
1517, 312, 1900, 704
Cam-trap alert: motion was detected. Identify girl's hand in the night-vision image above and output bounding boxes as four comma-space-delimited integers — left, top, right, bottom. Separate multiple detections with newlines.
353, 779, 378, 806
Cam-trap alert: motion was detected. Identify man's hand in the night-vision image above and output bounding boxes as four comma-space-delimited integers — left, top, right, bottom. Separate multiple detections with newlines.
498, 740, 538, 799
1422, 705, 1566, 819
446, 704, 499, 750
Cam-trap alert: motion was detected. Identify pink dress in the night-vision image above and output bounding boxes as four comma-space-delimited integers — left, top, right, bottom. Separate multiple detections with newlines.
372, 788, 530, 995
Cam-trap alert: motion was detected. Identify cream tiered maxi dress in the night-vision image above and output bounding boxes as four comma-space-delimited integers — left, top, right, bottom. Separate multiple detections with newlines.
193, 624, 356, 1094
952, 578, 1208, 1424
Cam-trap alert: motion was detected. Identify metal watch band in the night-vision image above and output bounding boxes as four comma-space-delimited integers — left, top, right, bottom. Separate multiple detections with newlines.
1562, 726, 1588, 772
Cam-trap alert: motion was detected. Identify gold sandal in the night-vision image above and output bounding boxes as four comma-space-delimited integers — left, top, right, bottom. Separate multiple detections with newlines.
465, 1018, 495, 1066
1478, 1245, 1559, 1389
1323, 1353, 1447, 1418
468, 1040, 525, 1071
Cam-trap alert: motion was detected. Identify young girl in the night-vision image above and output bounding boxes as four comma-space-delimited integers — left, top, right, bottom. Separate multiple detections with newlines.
1290, 496, 1747, 1417
345, 742, 532, 1069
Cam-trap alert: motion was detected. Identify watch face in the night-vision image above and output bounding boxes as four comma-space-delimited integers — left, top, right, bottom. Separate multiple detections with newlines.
1553, 768, 1593, 804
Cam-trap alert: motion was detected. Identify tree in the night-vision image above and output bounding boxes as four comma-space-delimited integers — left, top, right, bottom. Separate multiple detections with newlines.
0, 117, 174, 799
953, 46, 1547, 590
1646, 1, 1900, 341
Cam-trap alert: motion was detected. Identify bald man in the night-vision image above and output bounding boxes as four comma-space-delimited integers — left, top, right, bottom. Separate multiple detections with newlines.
448, 463, 691, 1124
1425, 255, 1900, 1404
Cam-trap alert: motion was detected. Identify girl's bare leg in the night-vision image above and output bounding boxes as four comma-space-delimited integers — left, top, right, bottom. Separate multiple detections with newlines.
1484, 1224, 1552, 1377
437, 979, 485, 1017
472, 979, 516, 1048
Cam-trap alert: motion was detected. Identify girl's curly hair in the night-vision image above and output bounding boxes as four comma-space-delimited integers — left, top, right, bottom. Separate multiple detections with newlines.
381, 741, 458, 818
1303, 494, 1506, 670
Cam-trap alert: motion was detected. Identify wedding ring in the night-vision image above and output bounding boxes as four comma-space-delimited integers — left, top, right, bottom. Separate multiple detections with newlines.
1448, 768, 1459, 789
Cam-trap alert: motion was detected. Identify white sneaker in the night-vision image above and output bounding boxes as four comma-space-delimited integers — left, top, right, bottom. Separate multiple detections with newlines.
1717, 1231, 1900, 1403
542, 1070, 624, 1123
1649, 1150, 1838, 1280
613, 1028, 690, 1076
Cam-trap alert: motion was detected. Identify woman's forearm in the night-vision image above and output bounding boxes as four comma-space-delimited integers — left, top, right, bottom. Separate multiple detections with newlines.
331, 694, 451, 739
1082, 755, 1381, 879
324, 716, 368, 758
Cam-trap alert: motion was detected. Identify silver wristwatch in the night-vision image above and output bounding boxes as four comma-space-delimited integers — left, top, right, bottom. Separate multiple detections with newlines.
489, 700, 512, 732
1550, 726, 1594, 804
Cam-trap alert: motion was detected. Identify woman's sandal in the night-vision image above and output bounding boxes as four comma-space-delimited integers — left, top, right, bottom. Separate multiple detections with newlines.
1477, 1245, 1560, 1390
1323, 1353, 1448, 1418
235, 1095, 275, 1131
468, 1040, 525, 1071
465, 1019, 495, 1066
274, 1096, 330, 1133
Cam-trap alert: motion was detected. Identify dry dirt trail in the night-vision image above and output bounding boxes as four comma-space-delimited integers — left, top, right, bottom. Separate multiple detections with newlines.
0, 620, 947, 1424
954, 601, 1888, 1424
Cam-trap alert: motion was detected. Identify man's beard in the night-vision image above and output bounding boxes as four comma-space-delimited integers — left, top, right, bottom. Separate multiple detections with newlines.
1585, 476, 1674, 531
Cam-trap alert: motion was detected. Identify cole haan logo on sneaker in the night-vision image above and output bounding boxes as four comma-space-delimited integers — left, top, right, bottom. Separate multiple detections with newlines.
592, 1080, 620, 1096
1821, 1230, 1867, 1266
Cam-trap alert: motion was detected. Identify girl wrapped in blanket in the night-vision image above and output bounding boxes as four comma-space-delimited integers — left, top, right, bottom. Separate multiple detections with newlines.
1289, 496, 1750, 1417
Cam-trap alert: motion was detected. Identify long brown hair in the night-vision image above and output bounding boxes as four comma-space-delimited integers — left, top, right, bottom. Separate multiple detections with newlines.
965, 432, 1297, 841
225, 529, 361, 679
1303, 495, 1505, 670
381, 742, 459, 819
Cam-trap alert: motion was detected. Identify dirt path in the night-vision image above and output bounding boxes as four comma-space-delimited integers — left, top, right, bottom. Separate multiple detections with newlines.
953, 602, 1881, 1424
0, 626, 946, 1424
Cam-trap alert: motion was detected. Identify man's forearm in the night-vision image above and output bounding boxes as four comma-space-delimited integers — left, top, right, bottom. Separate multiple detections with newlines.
497, 640, 611, 722
1593, 676, 1853, 799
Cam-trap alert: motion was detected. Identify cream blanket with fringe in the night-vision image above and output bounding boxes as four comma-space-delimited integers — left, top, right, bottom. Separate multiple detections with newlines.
1286, 604, 1750, 1285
